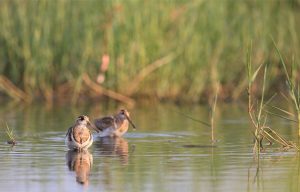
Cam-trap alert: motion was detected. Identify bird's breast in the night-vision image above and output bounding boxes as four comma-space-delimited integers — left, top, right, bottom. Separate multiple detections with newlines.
73, 127, 90, 144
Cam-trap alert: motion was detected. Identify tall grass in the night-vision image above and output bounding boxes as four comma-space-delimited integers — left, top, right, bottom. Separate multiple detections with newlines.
273, 40, 300, 137
247, 43, 299, 155
246, 43, 266, 155
0, 1, 299, 103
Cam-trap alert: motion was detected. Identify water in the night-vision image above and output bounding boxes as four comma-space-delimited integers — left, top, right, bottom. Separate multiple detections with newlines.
0, 103, 299, 192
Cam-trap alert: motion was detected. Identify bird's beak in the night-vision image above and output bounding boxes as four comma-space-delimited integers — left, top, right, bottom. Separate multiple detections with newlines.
87, 120, 91, 126
87, 120, 99, 133
125, 114, 137, 130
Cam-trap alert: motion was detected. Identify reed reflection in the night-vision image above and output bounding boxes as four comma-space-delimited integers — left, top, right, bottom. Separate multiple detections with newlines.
66, 150, 93, 185
95, 137, 129, 165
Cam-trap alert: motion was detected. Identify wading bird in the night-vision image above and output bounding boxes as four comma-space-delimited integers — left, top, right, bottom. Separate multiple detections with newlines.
65, 115, 93, 151
94, 109, 136, 137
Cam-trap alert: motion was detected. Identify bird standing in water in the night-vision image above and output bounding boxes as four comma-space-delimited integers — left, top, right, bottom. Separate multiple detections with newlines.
65, 115, 93, 151
94, 109, 136, 137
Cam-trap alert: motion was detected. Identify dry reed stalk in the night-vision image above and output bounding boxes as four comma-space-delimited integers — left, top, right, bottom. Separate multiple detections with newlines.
126, 53, 176, 96
0, 75, 31, 103
261, 127, 299, 150
82, 73, 135, 107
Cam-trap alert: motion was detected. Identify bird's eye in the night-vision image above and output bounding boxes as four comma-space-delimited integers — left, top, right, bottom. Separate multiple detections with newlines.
78, 116, 84, 121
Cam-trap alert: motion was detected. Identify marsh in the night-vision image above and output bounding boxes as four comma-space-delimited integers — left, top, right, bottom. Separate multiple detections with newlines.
0, 103, 299, 192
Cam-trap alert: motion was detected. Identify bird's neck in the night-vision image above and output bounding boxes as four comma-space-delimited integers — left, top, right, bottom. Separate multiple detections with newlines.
115, 116, 126, 124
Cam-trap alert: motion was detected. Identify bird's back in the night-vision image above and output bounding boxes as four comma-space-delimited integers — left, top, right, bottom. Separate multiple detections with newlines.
94, 116, 116, 131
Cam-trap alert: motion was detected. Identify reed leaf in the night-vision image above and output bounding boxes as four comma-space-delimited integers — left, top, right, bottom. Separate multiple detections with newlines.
265, 110, 298, 123
267, 105, 295, 117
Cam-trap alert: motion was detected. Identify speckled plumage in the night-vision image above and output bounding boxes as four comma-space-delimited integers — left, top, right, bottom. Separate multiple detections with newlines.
65, 115, 93, 151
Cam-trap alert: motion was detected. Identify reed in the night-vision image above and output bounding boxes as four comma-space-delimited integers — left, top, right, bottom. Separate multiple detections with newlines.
273, 40, 300, 136
0, 1, 299, 104
5, 123, 16, 146
247, 43, 299, 155
210, 85, 219, 143
246, 42, 265, 155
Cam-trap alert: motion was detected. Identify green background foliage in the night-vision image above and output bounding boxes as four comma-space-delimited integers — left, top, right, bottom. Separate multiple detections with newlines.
0, 0, 299, 103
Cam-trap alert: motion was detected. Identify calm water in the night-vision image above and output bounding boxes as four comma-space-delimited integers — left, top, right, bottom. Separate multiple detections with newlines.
0, 102, 299, 192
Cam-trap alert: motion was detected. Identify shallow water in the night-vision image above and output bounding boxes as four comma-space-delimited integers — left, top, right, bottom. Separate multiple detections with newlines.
0, 103, 299, 192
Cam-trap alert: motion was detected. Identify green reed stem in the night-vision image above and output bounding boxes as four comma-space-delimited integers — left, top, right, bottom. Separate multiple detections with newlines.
211, 84, 219, 143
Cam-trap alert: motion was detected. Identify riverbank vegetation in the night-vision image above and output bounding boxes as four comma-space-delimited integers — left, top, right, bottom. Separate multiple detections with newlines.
0, 1, 299, 105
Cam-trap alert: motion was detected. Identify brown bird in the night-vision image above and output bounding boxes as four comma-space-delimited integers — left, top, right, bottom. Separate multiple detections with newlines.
94, 109, 136, 137
65, 115, 93, 151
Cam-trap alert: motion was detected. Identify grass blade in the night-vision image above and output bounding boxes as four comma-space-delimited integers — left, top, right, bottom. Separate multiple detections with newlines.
267, 105, 295, 117
173, 110, 211, 127
265, 110, 298, 123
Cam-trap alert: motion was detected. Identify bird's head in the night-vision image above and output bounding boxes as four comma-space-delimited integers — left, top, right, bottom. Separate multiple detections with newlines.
76, 115, 91, 126
118, 109, 136, 130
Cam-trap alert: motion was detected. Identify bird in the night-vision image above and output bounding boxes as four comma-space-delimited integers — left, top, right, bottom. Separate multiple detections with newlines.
65, 115, 93, 151
94, 109, 136, 137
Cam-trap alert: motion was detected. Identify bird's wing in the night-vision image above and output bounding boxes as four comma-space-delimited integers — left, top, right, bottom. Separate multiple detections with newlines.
65, 126, 73, 141
94, 116, 115, 131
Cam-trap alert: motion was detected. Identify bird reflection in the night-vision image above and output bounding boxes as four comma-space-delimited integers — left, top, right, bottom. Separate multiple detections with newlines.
66, 150, 93, 185
95, 137, 129, 165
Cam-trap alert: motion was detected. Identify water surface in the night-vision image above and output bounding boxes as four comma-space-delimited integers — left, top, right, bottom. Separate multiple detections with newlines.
0, 103, 299, 192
